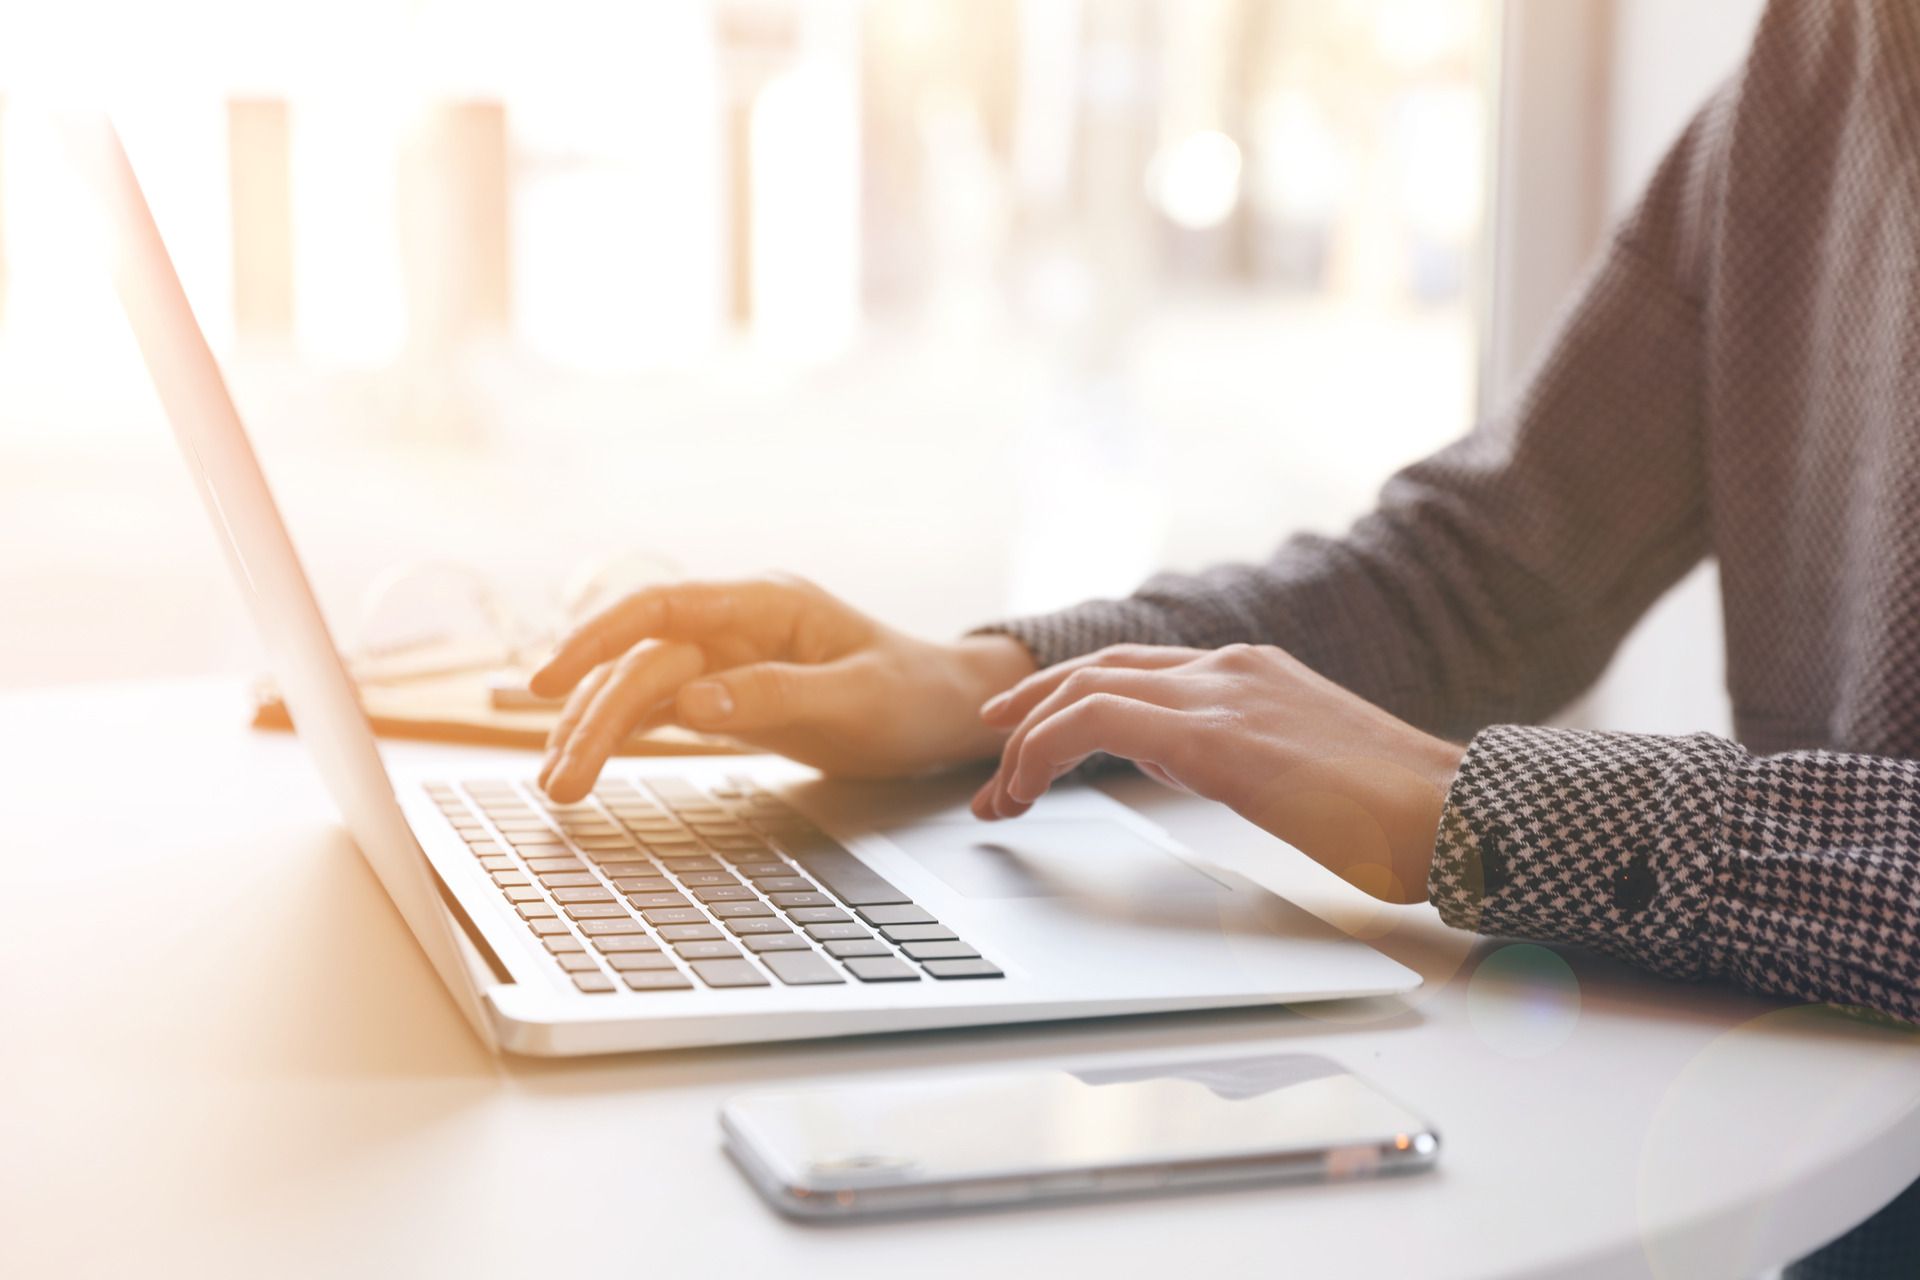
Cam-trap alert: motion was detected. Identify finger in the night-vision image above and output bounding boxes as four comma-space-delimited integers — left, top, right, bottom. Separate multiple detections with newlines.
529, 579, 801, 699
545, 640, 706, 802
978, 644, 1200, 728
972, 753, 1096, 821
674, 658, 861, 734
539, 662, 613, 791
985, 696, 1192, 819
989, 664, 1186, 817
981, 695, 1188, 817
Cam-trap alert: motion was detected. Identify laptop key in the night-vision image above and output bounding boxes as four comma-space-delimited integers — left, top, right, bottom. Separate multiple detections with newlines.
502, 886, 544, 903
857, 905, 938, 927
537, 871, 600, 888
678, 871, 738, 888
605, 951, 678, 971
923, 959, 1004, 980
761, 951, 844, 986
526, 857, 586, 873
641, 907, 705, 926
626, 892, 692, 910
708, 900, 774, 918
491, 871, 531, 887
578, 918, 647, 935
676, 940, 742, 960
824, 938, 891, 959
843, 956, 920, 983
600, 862, 659, 879
621, 969, 693, 991
659, 923, 724, 943
881, 923, 958, 943
735, 863, 793, 880
785, 907, 852, 925
724, 917, 793, 936
551, 887, 613, 903
768, 891, 833, 909
902, 940, 980, 961
555, 952, 601, 973
572, 972, 617, 993
691, 885, 755, 903
580, 846, 645, 863
591, 934, 661, 953
515, 902, 556, 919
527, 917, 572, 936
613, 878, 676, 895
775, 833, 912, 907
744, 933, 812, 953
465, 842, 506, 856
804, 922, 872, 942
690, 959, 768, 988
565, 902, 627, 919
756, 877, 815, 894
543, 935, 585, 953
478, 856, 517, 872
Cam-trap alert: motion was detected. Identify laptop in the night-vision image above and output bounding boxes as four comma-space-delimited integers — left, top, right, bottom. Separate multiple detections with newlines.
65, 114, 1418, 1055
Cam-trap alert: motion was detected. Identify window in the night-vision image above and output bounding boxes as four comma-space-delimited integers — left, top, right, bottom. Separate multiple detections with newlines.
0, 0, 1497, 686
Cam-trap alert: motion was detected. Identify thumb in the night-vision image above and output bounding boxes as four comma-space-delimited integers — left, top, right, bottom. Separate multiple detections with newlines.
675, 660, 855, 733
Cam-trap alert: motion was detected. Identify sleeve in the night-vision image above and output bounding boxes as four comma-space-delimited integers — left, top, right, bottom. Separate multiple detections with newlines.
1431, 726, 1920, 1024
978, 84, 1736, 744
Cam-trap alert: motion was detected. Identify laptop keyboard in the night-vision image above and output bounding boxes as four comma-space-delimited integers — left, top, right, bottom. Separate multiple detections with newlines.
423, 775, 1004, 994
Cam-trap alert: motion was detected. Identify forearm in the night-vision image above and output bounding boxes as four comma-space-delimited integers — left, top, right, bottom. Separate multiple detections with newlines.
1432, 726, 1920, 1024
980, 86, 1740, 740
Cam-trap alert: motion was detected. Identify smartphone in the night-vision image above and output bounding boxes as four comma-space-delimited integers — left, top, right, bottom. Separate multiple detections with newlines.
720, 1052, 1438, 1219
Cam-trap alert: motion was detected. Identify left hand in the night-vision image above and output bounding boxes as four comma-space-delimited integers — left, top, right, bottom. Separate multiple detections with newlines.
972, 644, 1466, 904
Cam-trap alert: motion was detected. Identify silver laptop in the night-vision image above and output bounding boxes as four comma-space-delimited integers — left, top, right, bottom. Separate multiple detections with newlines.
67, 114, 1418, 1055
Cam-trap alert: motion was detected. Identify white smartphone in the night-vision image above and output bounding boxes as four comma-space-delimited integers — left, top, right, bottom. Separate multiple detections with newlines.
720, 1052, 1439, 1219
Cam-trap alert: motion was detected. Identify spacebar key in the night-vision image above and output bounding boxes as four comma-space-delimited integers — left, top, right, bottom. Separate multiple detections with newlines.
777, 834, 910, 907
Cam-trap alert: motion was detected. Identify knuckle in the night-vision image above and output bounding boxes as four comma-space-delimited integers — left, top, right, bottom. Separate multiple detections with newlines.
1060, 667, 1105, 697
1077, 691, 1129, 722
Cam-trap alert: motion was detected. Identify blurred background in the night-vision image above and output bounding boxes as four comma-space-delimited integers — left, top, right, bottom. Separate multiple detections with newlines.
0, 0, 1761, 734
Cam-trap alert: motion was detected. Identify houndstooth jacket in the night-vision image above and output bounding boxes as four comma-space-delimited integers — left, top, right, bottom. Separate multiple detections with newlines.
987, 0, 1920, 1029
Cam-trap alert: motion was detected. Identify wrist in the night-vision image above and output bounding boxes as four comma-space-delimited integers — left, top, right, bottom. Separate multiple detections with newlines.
1391, 735, 1466, 899
943, 634, 1038, 764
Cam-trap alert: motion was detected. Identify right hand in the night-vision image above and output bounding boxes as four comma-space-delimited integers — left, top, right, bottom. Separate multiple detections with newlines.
529, 575, 1036, 801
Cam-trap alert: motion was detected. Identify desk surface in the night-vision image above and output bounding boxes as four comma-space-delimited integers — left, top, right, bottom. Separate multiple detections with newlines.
4, 679, 1917, 1280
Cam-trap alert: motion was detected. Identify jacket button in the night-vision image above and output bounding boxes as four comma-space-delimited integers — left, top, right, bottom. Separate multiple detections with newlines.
1612, 852, 1658, 913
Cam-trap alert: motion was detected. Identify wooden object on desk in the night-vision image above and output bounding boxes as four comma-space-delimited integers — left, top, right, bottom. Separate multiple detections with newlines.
249, 664, 743, 756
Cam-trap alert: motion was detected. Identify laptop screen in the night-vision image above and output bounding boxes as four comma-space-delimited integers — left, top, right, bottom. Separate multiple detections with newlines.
58, 111, 495, 1047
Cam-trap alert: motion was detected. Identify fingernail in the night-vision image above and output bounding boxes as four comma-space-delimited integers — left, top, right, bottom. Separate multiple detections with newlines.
683, 681, 734, 724
980, 693, 1010, 719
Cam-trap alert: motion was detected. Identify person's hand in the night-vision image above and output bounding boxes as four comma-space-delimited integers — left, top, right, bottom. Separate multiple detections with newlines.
530, 575, 1035, 801
973, 643, 1464, 903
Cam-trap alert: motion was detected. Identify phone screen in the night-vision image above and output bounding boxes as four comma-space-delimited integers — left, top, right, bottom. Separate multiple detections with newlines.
722, 1053, 1436, 1214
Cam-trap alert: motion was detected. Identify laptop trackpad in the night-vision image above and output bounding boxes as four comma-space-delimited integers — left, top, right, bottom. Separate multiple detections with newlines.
886, 818, 1229, 900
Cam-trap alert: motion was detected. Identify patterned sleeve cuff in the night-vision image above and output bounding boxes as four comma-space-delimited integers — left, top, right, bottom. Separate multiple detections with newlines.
1427, 724, 1742, 980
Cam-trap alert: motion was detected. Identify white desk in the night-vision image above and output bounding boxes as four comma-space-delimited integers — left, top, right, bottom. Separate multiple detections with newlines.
5, 680, 1918, 1279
